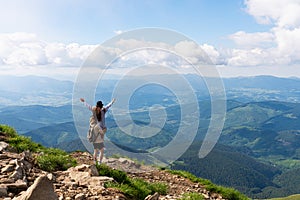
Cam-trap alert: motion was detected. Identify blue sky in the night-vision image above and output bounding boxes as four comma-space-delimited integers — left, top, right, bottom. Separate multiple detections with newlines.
0, 0, 263, 44
0, 0, 300, 79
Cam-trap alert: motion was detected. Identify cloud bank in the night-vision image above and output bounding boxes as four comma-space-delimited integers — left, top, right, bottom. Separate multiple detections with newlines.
226, 0, 300, 66
0, 32, 96, 67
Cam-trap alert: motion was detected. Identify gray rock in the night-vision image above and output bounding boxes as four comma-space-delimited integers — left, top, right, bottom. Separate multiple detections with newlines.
10, 166, 23, 181
89, 165, 99, 176
0, 154, 8, 159
71, 164, 99, 176
74, 193, 85, 200
14, 175, 58, 200
22, 151, 32, 161
0, 185, 8, 197
5, 180, 27, 194
9, 159, 17, 165
118, 158, 129, 164
47, 173, 55, 182
0, 141, 8, 152
144, 192, 159, 200
1, 165, 15, 173
20, 160, 33, 171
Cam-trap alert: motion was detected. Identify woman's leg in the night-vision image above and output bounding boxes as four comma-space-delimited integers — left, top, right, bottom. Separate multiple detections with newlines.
99, 147, 104, 163
93, 148, 99, 163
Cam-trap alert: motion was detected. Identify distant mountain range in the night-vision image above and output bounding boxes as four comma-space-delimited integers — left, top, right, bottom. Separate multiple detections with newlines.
0, 105, 72, 133
0, 75, 73, 106
1, 74, 300, 198
1, 75, 300, 107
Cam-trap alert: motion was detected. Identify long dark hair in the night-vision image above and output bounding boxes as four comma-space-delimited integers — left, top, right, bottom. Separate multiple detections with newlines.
96, 101, 103, 121
96, 110, 102, 121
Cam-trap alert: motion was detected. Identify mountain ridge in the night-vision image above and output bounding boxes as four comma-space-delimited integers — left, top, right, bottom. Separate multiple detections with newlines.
1, 74, 300, 107
0, 124, 248, 200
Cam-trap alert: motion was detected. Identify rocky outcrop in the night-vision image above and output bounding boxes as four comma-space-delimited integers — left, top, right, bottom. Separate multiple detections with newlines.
0, 140, 124, 200
0, 140, 47, 199
54, 164, 120, 199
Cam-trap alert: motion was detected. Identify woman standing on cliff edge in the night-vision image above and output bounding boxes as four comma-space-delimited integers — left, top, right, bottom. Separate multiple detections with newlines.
80, 98, 116, 164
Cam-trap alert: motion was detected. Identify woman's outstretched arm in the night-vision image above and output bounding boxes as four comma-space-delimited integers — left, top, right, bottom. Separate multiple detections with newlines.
104, 98, 116, 111
80, 98, 93, 111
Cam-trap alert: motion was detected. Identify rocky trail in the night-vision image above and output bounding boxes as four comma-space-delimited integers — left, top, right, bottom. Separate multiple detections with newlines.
71, 152, 225, 200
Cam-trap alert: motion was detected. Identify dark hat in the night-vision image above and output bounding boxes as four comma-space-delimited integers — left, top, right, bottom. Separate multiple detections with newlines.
96, 101, 103, 108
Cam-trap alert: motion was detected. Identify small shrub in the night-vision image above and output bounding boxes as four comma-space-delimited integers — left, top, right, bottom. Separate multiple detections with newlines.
129, 178, 167, 199
168, 170, 249, 200
1, 124, 77, 172
98, 164, 167, 200
107, 178, 167, 200
0, 125, 18, 138
8, 135, 44, 153
147, 182, 167, 195
36, 153, 76, 172
126, 179, 152, 199
36, 147, 76, 171
106, 182, 141, 199
180, 192, 204, 200
97, 163, 130, 184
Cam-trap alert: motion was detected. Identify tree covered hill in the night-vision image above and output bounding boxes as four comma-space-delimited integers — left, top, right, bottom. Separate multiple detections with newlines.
170, 142, 281, 197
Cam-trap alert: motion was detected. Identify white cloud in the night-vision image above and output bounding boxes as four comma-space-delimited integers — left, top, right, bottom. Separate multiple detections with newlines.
200, 44, 221, 64
274, 27, 300, 60
228, 31, 274, 48
227, 48, 273, 66
245, 0, 300, 28
224, 0, 300, 68
5, 42, 47, 65
174, 41, 213, 64
0, 32, 96, 67
0, 32, 98, 80
108, 39, 219, 69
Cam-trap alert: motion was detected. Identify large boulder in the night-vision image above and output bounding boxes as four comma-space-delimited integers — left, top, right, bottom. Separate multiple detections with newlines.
14, 175, 57, 200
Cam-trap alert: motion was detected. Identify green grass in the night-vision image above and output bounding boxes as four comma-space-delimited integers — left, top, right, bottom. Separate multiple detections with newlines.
97, 163, 130, 184
167, 170, 249, 200
259, 155, 300, 171
180, 192, 204, 200
0, 124, 76, 172
35, 148, 77, 171
0, 124, 18, 138
270, 194, 300, 200
7, 134, 44, 152
97, 164, 167, 200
